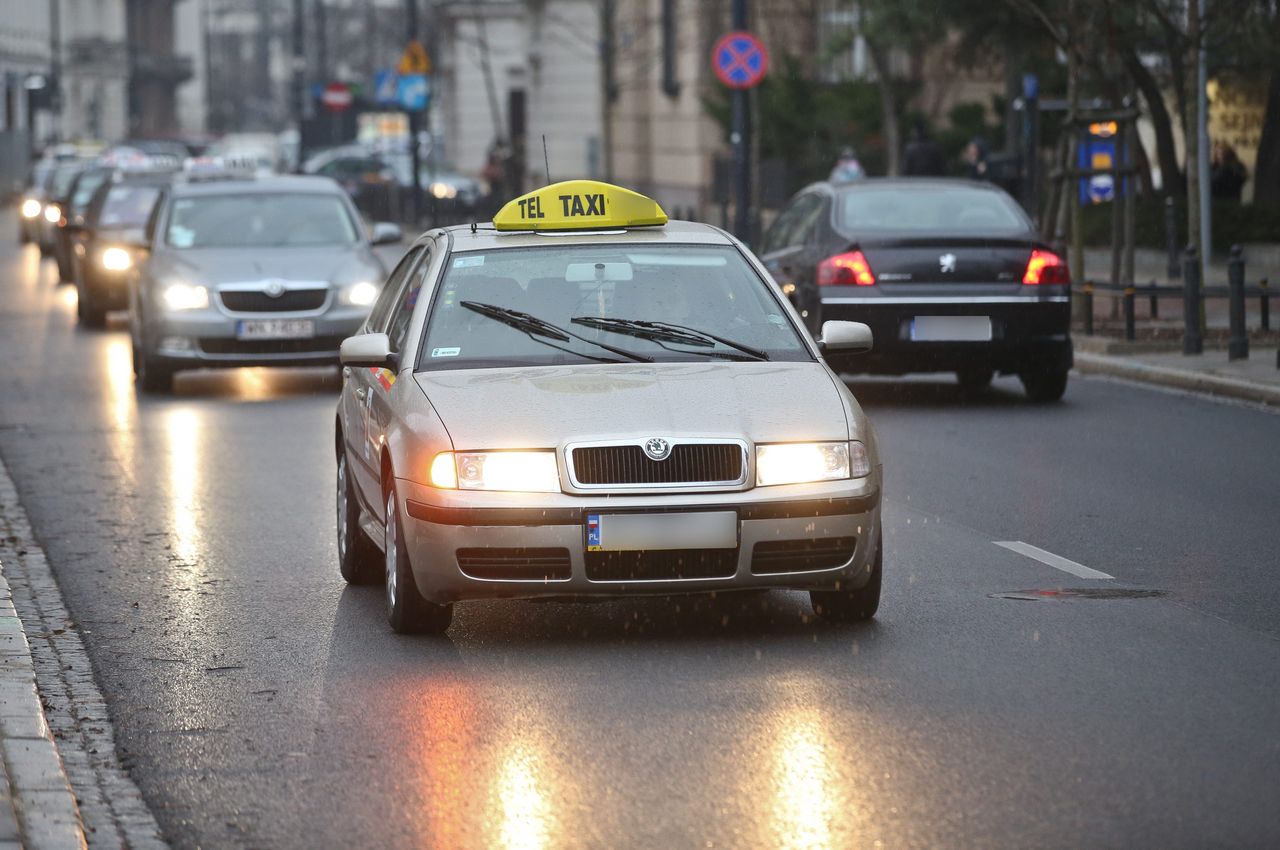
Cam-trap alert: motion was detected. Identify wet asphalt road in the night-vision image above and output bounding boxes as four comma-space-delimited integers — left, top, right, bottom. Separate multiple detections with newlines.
1, 210, 1279, 849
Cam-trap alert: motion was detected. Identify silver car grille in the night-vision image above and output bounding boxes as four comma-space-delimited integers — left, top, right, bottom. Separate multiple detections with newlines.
566, 440, 747, 489
219, 288, 328, 313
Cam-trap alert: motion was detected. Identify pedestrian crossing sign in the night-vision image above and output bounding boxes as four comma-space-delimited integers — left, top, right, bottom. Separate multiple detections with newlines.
398, 41, 431, 75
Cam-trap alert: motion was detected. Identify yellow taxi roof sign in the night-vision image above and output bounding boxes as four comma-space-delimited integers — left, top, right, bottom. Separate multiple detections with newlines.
492, 180, 668, 232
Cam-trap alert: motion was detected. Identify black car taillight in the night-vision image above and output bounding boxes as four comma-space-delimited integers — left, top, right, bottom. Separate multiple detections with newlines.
1023, 249, 1069, 285
817, 250, 876, 286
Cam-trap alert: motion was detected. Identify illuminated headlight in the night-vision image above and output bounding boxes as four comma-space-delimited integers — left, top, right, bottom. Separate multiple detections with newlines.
755, 441, 869, 486
160, 282, 209, 311
430, 181, 458, 200
21, 198, 42, 219
340, 281, 379, 307
429, 451, 560, 492
99, 246, 133, 272
43, 204, 61, 223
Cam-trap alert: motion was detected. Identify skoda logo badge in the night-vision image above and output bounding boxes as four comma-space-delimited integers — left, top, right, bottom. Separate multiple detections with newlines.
643, 438, 671, 461
264, 279, 287, 298
939, 253, 957, 273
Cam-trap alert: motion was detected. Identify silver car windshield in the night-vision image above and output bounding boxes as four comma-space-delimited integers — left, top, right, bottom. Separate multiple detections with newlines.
418, 245, 811, 370
164, 193, 358, 248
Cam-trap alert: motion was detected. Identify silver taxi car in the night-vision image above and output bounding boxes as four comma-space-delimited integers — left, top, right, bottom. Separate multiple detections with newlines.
335, 181, 883, 634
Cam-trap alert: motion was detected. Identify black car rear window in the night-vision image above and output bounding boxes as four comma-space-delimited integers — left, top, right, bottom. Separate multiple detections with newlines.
837, 185, 1028, 233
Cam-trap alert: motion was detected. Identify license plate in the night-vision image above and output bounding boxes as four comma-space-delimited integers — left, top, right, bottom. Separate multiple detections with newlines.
586, 511, 737, 552
235, 319, 315, 340
910, 315, 992, 342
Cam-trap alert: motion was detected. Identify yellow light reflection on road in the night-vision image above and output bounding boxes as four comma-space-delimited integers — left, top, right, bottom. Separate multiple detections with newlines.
493, 741, 552, 850
163, 407, 203, 564
103, 337, 134, 432
770, 707, 842, 850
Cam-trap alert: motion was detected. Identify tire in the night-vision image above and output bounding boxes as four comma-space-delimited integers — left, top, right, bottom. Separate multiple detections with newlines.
1020, 366, 1069, 403
384, 483, 453, 635
56, 252, 73, 284
956, 366, 994, 391
336, 452, 380, 584
810, 529, 882, 623
135, 344, 175, 393
76, 281, 107, 329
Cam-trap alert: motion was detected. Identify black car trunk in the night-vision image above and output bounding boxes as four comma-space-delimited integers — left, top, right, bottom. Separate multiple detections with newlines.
855, 236, 1036, 286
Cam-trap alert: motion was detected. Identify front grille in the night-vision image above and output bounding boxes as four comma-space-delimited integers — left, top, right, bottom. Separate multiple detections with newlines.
751, 537, 857, 575
220, 289, 328, 313
457, 547, 571, 581
197, 335, 345, 356
585, 549, 737, 582
571, 443, 743, 487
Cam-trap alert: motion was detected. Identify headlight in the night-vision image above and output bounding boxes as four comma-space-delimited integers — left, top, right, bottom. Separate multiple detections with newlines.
341, 281, 379, 307
429, 451, 560, 492
430, 181, 458, 200
43, 204, 61, 224
160, 282, 209, 311
755, 441, 869, 486
21, 198, 42, 219
99, 246, 133, 272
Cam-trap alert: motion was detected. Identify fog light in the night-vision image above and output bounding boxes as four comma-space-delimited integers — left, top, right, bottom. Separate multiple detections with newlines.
158, 336, 193, 352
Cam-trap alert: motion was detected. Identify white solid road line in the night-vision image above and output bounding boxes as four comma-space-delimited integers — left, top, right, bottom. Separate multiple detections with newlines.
994, 540, 1115, 581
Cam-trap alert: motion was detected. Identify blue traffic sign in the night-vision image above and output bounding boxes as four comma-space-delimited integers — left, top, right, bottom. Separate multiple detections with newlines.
374, 69, 399, 107
712, 31, 769, 90
397, 73, 430, 112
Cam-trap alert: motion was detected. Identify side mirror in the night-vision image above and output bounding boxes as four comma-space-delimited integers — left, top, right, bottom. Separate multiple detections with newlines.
370, 222, 403, 245
340, 332, 396, 368
819, 320, 873, 354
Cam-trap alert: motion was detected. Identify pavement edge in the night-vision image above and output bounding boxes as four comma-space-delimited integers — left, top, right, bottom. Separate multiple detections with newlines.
0, 456, 166, 849
1074, 352, 1280, 407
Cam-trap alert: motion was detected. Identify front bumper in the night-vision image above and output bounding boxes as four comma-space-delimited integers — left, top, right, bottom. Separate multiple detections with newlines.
144, 304, 369, 370
821, 293, 1072, 375
395, 478, 882, 604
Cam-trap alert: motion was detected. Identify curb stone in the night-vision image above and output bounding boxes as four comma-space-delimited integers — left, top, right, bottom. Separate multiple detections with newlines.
1074, 352, 1280, 407
0, 458, 167, 850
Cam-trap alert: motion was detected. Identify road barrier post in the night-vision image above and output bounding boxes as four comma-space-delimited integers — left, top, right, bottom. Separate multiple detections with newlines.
1260, 279, 1270, 331
1149, 290, 1159, 319
1183, 246, 1203, 355
1123, 285, 1136, 341
1227, 245, 1248, 361
1082, 283, 1094, 336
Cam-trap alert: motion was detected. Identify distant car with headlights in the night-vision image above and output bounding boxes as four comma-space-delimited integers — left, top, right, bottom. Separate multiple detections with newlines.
334, 180, 883, 635
17, 161, 55, 244
761, 178, 1073, 401
34, 160, 91, 255
129, 173, 401, 392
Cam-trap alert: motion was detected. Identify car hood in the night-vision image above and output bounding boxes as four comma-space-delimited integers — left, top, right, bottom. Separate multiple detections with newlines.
149, 246, 379, 286
414, 361, 851, 450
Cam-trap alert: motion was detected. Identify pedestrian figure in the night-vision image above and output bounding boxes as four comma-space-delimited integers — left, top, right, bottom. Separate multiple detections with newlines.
903, 122, 947, 176
829, 146, 866, 183
962, 137, 990, 180
1210, 142, 1247, 203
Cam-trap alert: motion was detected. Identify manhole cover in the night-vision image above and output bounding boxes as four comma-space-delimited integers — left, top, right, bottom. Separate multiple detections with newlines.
990, 588, 1165, 601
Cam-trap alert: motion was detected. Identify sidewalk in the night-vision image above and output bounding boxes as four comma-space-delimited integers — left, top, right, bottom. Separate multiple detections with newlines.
1075, 337, 1280, 407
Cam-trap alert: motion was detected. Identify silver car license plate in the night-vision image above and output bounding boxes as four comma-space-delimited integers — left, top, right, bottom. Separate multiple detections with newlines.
910, 315, 992, 341
235, 319, 316, 340
586, 511, 737, 552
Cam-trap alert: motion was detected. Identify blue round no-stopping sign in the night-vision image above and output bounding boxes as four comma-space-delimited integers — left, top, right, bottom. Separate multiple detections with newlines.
712, 31, 769, 90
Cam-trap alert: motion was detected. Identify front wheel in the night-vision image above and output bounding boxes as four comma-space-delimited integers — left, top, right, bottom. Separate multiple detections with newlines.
134, 336, 175, 394
384, 484, 453, 635
1020, 366, 1069, 403
337, 452, 380, 584
810, 530, 882, 623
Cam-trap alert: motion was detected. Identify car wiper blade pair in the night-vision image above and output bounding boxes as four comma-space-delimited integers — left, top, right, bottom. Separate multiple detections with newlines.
459, 301, 653, 363
571, 316, 770, 361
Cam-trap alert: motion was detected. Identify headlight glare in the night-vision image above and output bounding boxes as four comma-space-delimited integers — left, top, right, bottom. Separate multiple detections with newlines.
435, 450, 560, 492
161, 282, 209, 311
756, 441, 866, 486
43, 204, 61, 223
21, 198, 42, 219
342, 281, 379, 307
100, 246, 133, 272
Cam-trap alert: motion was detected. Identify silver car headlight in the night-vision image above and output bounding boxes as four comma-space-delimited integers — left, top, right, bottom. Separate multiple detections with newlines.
755, 441, 869, 486
21, 198, 42, 219
99, 246, 133, 272
43, 203, 61, 224
340, 281, 379, 307
429, 451, 560, 492
160, 282, 209, 311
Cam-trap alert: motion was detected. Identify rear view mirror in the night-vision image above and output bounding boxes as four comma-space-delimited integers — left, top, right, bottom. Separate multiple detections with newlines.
819, 321, 873, 354
370, 222, 403, 245
340, 333, 396, 368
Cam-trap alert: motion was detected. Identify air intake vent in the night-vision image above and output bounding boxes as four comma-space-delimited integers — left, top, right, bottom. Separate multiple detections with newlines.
456, 547, 571, 581
751, 537, 857, 574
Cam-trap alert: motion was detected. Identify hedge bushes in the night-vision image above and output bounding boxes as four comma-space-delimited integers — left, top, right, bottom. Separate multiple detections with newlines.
1078, 197, 1280, 254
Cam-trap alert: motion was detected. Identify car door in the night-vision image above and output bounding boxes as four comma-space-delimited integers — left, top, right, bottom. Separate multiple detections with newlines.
344, 245, 424, 510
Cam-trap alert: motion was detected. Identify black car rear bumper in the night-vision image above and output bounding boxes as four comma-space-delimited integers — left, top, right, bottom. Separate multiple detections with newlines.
820, 295, 1072, 375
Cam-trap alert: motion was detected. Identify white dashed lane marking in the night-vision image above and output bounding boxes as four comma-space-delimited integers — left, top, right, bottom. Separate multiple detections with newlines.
994, 540, 1115, 581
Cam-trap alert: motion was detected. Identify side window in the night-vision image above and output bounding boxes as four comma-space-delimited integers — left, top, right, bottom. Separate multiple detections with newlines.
386, 250, 433, 353
367, 246, 423, 333
791, 195, 829, 247
144, 190, 167, 245
762, 201, 801, 254
782, 194, 824, 248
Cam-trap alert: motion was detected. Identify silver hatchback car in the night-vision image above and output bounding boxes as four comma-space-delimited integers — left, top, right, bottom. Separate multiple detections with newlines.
128, 173, 401, 392
335, 181, 883, 634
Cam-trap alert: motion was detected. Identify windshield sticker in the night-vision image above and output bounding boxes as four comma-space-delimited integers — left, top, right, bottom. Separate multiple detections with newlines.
169, 227, 194, 248
431, 347, 461, 358
453, 255, 485, 268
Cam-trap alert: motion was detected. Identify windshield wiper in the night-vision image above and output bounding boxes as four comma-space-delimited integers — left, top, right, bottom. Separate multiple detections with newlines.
571, 316, 770, 361
460, 301, 653, 363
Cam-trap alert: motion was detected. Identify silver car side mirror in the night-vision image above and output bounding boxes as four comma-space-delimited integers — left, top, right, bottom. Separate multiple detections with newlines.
340, 333, 395, 368
819, 320, 873, 354
370, 222, 403, 245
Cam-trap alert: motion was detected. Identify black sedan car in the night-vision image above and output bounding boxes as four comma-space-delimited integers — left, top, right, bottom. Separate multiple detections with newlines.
760, 178, 1072, 401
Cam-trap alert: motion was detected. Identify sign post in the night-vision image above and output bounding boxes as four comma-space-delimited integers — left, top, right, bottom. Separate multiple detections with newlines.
398, 36, 431, 224
711, 19, 768, 244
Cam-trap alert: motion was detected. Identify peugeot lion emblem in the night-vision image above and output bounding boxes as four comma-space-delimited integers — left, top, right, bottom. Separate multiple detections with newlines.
939, 253, 957, 273
643, 438, 672, 461
264, 279, 287, 298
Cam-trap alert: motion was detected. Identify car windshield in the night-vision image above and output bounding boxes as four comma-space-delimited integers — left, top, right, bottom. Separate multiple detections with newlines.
164, 193, 358, 248
97, 185, 162, 229
837, 185, 1028, 233
71, 171, 110, 214
49, 164, 84, 198
418, 245, 811, 370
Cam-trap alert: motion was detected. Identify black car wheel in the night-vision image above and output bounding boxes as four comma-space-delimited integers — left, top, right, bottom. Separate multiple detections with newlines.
810, 527, 882, 623
1020, 366, 1069, 403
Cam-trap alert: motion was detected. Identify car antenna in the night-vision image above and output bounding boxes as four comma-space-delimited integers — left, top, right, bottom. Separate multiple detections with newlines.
542, 134, 552, 186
